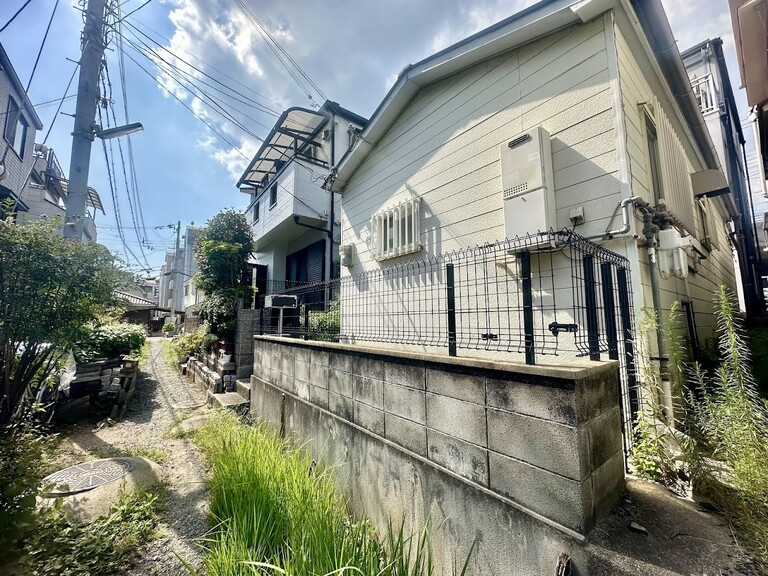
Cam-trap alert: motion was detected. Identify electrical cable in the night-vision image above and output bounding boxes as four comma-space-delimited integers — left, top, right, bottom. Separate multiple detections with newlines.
25, 0, 59, 93
121, 19, 280, 117
117, 30, 273, 134
0, 0, 34, 34
114, 0, 149, 249
120, 47, 250, 157
40, 63, 79, 145
114, 0, 152, 23
0, 94, 76, 117
125, 17, 283, 109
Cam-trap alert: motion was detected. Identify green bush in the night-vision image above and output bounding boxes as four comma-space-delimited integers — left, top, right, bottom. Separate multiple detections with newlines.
76, 322, 147, 362
308, 300, 340, 342
162, 323, 176, 334
169, 325, 210, 366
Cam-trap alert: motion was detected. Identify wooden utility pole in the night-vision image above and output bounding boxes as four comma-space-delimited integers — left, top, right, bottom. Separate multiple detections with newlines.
63, 0, 108, 239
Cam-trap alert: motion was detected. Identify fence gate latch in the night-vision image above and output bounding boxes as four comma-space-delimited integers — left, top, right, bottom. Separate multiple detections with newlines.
481, 333, 499, 341
548, 322, 578, 336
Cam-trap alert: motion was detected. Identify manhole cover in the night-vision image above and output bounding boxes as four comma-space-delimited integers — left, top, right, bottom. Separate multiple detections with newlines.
42, 458, 135, 496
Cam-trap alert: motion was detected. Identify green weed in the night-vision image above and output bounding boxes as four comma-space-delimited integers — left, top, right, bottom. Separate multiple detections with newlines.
192, 411, 470, 576
21, 486, 162, 575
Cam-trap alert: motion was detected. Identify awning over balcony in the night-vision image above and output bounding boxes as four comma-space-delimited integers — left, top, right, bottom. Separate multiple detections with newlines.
59, 180, 105, 214
237, 107, 328, 189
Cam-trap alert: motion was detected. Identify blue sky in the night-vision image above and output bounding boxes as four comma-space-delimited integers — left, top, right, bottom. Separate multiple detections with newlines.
0, 0, 758, 275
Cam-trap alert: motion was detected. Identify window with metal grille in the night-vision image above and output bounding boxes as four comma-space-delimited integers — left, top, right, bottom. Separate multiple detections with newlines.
371, 198, 421, 261
253, 199, 260, 223
269, 184, 277, 208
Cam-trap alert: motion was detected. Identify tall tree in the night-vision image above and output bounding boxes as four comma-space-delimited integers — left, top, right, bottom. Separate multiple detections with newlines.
194, 209, 253, 338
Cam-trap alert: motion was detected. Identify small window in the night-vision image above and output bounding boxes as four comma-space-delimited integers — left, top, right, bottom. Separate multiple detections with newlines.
269, 184, 277, 208
372, 198, 421, 261
4, 97, 27, 159
698, 198, 719, 251
645, 115, 663, 204
253, 200, 260, 223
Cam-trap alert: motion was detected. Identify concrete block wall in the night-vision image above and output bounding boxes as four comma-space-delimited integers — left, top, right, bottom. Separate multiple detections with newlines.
251, 337, 623, 536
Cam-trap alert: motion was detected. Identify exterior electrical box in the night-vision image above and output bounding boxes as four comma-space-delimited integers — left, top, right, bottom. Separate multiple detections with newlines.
499, 127, 555, 244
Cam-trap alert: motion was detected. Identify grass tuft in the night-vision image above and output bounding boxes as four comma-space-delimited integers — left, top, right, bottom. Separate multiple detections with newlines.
192, 411, 466, 576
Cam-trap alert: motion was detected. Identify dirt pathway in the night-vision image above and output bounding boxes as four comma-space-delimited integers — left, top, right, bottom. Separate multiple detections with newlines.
56, 337, 209, 575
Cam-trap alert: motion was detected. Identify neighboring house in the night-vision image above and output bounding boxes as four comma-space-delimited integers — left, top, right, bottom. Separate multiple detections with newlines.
182, 226, 204, 331
728, 0, 768, 274
332, 0, 742, 366
236, 100, 366, 301
680, 38, 762, 316
17, 145, 104, 242
0, 43, 43, 215
158, 250, 177, 313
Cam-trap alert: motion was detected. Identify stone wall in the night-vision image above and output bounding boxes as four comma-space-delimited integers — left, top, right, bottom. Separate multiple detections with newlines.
234, 309, 259, 379
250, 336, 624, 575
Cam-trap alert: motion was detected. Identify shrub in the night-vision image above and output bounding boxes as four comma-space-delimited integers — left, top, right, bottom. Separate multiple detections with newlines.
169, 325, 210, 366
77, 322, 147, 362
308, 300, 340, 342
162, 323, 176, 334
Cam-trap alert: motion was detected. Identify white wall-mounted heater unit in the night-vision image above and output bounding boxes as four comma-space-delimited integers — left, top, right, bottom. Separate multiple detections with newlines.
499, 126, 556, 246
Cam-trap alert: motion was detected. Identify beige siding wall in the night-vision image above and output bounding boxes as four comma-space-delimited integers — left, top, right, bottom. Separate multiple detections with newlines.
613, 21, 736, 350
341, 16, 622, 272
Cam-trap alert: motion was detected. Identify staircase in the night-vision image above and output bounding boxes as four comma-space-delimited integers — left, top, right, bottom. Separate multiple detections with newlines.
184, 353, 251, 413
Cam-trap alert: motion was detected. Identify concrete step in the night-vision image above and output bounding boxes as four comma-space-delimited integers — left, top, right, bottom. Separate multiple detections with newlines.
235, 379, 251, 401
206, 390, 249, 412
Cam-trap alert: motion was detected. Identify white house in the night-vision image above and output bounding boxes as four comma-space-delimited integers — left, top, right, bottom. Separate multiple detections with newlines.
332, 0, 742, 373
236, 100, 366, 299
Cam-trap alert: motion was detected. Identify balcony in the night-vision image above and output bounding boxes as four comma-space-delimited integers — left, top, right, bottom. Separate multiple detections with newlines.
251, 160, 332, 250
690, 74, 718, 115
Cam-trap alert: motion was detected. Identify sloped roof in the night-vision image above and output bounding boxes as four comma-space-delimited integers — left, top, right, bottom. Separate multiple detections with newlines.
115, 290, 156, 309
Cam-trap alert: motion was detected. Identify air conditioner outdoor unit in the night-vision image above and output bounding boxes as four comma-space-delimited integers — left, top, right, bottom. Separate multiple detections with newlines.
499, 127, 555, 246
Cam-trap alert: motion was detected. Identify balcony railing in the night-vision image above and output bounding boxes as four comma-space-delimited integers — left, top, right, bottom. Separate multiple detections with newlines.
690, 74, 718, 115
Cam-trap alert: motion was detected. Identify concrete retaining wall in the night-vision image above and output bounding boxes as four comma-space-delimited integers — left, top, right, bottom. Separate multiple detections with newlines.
250, 336, 624, 575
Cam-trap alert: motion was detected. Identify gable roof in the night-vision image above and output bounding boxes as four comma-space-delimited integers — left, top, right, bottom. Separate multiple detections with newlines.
333, 0, 720, 190
0, 43, 43, 130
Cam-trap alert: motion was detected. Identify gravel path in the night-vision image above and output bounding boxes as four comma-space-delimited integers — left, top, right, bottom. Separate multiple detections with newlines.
56, 337, 210, 575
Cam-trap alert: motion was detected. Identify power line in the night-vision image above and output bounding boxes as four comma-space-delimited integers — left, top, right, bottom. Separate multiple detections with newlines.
115, 0, 152, 22
230, 0, 325, 106
121, 19, 280, 118
0, 94, 76, 117
0, 0, 34, 34
25, 0, 59, 93
41, 64, 79, 144
120, 46, 250, 157
126, 16, 283, 109
117, 30, 272, 135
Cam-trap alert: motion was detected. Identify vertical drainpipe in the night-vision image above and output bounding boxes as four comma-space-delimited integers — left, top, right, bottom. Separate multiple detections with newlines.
326, 110, 336, 308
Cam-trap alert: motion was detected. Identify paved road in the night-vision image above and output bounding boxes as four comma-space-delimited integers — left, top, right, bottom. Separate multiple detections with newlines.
58, 337, 209, 575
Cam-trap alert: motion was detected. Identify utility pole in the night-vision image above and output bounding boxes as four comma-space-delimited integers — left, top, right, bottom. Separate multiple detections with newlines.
172, 220, 182, 324
64, 0, 107, 239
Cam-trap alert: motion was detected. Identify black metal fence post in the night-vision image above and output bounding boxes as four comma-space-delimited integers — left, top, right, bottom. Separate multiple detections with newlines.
304, 306, 310, 340
446, 263, 457, 357
258, 307, 264, 336
601, 262, 619, 360
583, 255, 600, 361
519, 251, 535, 365
616, 267, 638, 417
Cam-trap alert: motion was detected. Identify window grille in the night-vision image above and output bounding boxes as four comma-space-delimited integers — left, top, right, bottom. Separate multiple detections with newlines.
371, 198, 421, 261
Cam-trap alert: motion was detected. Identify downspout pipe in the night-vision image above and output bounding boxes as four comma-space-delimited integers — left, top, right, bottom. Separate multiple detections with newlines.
586, 195, 647, 240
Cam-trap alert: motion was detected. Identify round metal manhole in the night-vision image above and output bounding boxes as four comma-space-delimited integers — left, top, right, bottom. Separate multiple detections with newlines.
41, 458, 135, 496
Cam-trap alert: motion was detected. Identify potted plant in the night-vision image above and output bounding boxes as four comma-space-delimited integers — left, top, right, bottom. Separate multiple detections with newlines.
162, 323, 176, 338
